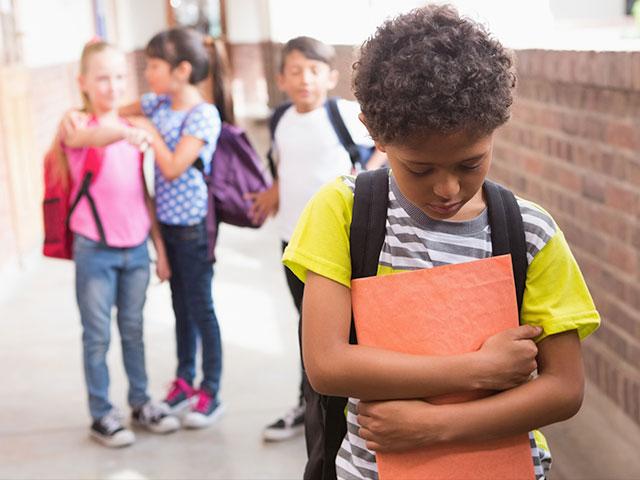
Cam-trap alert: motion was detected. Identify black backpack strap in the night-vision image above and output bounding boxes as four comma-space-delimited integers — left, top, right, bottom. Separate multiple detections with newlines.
349, 168, 389, 343
350, 168, 389, 279
484, 181, 527, 313
266, 102, 292, 179
325, 97, 361, 168
67, 172, 107, 245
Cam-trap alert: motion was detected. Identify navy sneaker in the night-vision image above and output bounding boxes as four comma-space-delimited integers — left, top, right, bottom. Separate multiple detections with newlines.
183, 390, 225, 429
162, 378, 195, 414
132, 401, 180, 434
90, 410, 135, 448
263, 403, 305, 441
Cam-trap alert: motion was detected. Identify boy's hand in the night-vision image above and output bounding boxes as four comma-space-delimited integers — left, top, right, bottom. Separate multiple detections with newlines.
59, 109, 88, 140
357, 399, 444, 452
155, 253, 171, 282
245, 183, 279, 224
476, 325, 541, 391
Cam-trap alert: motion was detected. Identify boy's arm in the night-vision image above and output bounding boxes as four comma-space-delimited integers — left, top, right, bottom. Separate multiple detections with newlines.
303, 271, 542, 400
357, 330, 583, 451
245, 180, 279, 224
118, 100, 143, 117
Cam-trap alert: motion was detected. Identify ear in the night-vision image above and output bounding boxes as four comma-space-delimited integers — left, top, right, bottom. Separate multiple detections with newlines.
358, 112, 385, 151
175, 60, 193, 81
327, 69, 339, 90
77, 74, 87, 95
276, 72, 286, 92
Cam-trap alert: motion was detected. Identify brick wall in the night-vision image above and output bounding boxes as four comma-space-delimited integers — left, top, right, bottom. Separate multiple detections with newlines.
492, 49, 640, 426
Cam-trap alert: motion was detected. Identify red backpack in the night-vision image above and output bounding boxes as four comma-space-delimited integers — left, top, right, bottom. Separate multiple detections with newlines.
42, 145, 106, 259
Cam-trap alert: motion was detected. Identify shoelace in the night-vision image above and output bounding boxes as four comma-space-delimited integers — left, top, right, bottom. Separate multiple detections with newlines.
194, 391, 213, 413
101, 410, 124, 433
142, 402, 168, 422
166, 379, 192, 402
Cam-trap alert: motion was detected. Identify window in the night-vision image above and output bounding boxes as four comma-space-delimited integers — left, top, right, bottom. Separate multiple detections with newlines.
0, 0, 21, 64
169, 0, 224, 37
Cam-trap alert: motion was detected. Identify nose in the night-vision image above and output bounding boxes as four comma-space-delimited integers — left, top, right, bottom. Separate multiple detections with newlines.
433, 173, 460, 200
301, 68, 313, 84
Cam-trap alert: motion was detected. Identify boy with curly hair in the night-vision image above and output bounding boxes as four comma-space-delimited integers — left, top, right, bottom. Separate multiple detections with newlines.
283, 5, 599, 480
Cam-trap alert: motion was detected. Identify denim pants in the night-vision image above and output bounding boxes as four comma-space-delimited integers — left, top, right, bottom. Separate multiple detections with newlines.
74, 234, 151, 420
160, 221, 222, 397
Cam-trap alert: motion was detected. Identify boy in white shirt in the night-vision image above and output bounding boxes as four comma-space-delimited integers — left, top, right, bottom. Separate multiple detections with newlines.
247, 36, 385, 443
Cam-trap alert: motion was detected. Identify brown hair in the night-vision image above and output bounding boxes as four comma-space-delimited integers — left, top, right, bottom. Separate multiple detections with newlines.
279, 36, 336, 72
146, 28, 235, 124
204, 36, 235, 125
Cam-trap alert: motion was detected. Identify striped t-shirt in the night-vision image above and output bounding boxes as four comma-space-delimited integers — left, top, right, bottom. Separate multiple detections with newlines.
283, 174, 600, 480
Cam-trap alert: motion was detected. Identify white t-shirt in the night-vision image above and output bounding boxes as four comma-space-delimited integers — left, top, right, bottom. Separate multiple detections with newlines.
274, 99, 374, 242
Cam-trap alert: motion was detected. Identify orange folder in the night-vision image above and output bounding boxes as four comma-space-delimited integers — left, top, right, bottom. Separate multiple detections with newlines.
351, 255, 535, 480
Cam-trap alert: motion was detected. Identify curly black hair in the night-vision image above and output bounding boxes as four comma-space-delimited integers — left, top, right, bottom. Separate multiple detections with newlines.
353, 4, 516, 144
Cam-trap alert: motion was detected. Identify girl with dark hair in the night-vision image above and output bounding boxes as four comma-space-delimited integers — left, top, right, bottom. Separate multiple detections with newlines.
123, 27, 231, 429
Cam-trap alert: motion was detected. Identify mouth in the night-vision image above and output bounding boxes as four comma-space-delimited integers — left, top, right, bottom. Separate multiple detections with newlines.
427, 201, 463, 215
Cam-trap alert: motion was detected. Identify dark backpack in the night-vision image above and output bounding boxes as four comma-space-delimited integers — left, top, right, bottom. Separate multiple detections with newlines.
202, 123, 271, 261
179, 103, 270, 261
266, 97, 375, 178
303, 168, 528, 480
42, 145, 107, 260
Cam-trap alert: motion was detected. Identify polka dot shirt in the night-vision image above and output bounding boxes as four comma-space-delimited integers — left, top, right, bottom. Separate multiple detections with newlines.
141, 92, 221, 226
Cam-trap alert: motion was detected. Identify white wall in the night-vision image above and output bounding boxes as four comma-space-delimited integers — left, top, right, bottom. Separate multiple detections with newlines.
549, 0, 623, 20
15, 0, 167, 67
114, 0, 166, 51
17, 0, 94, 67
226, 0, 271, 43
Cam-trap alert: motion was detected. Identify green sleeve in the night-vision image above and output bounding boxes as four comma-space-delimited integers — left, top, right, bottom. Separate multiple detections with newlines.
282, 177, 354, 288
521, 229, 600, 340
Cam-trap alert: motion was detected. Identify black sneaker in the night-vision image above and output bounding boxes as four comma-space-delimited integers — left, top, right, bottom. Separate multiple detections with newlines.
132, 401, 180, 434
263, 404, 305, 441
90, 410, 135, 448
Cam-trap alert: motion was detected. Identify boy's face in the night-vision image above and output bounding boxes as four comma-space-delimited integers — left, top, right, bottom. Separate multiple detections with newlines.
277, 49, 338, 113
378, 130, 493, 221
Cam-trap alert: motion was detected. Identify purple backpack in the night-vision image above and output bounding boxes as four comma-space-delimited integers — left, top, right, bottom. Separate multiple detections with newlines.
203, 123, 271, 261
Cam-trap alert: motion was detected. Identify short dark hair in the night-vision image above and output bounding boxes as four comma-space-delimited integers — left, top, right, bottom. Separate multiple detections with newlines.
353, 4, 516, 144
280, 36, 336, 72
146, 28, 210, 84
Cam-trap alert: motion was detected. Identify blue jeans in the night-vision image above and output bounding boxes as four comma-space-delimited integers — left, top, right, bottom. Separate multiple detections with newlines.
74, 234, 151, 420
160, 221, 222, 397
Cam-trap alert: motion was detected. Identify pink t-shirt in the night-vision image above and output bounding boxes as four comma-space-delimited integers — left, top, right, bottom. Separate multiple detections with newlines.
65, 133, 150, 248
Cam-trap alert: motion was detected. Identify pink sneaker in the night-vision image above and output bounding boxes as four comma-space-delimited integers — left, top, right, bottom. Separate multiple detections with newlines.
183, 390, 225, 429
162, 378, 195, 414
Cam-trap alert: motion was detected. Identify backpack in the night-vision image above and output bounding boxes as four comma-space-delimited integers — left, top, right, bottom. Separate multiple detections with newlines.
190, 120, 270, 262
266, 97, 375, 178
42, 145, 106, 260
303, 168, 528, 480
